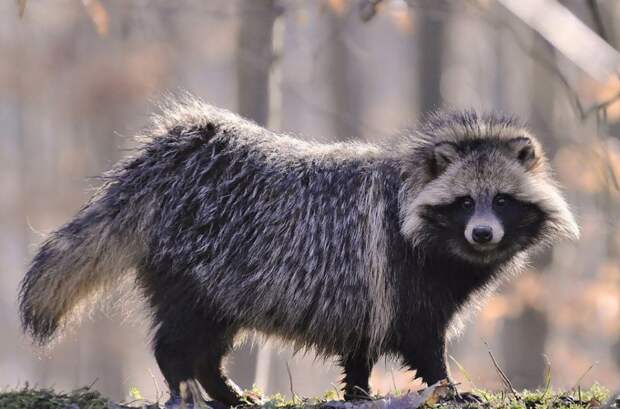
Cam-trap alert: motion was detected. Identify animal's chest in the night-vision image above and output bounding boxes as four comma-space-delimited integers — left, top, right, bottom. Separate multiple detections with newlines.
397, 253, 496, 324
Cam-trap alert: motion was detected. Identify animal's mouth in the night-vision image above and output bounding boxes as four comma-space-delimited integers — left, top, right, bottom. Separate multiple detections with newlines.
448, 242, 500, 266
470, 242, 499, 252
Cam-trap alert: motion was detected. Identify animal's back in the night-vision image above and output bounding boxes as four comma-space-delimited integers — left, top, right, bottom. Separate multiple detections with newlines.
134, 107, 400, 355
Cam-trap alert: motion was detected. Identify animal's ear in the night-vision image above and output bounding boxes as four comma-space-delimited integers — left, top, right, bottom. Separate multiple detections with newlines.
433, 142, 459, 174
508, 136, 538, 170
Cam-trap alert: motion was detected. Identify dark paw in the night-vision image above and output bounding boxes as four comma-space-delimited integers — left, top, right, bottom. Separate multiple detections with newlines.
344, 395, 373, 402
164, 394, 195, 409
344, 389, 373, 402
205, 400, 231, 409
452, 391, 483, 404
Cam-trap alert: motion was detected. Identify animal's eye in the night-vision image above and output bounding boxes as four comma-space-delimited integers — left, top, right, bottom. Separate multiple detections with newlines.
461, 197, 474, 209
494, 194, 508, 207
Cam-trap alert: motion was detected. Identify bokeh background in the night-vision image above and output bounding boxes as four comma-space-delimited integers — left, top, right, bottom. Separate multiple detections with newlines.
2, 0, 620, 403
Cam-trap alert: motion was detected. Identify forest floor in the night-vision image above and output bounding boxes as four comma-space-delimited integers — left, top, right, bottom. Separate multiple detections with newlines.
0, 383, 615, 409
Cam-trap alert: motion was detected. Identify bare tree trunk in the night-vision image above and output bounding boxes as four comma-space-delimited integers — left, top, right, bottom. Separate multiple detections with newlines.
499, 35, 555, 390
500, 301, 550, 389
227, 0, 278, 392
416, 0, 447, 113
325, 10, 361, 140
236, 1, 278, 125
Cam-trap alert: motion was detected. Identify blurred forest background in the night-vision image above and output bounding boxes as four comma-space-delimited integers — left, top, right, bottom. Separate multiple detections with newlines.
2, 0, 620, 403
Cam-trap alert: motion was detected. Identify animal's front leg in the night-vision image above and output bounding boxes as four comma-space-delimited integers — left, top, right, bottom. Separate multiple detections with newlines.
399, 329, 450, 386
400, 330, 481, 402
339, 349, 377, 401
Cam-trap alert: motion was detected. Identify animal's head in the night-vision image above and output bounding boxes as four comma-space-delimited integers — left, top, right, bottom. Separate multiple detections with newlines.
400, 111, 579, 265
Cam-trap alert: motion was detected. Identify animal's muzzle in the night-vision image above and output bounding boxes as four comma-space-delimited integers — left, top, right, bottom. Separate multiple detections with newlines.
472, 225, 493, 244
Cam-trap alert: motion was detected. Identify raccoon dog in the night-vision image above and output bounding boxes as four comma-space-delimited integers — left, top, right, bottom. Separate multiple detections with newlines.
19, 97, 579, 406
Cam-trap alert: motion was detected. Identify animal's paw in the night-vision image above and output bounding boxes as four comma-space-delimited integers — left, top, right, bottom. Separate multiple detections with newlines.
164, 394, 195, 409
452, 391, 483, 404
436, 383, 483, 405
343, 393, 373, 402
342, 387, 373, 403
240, 390, 265, 406
204, 400, 230, 409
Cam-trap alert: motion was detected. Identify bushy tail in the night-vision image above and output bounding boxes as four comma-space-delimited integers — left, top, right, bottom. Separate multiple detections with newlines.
19, 183, 143, 344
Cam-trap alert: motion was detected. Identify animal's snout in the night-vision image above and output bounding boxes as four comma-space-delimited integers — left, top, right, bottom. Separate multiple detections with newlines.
472, 225, 493, 244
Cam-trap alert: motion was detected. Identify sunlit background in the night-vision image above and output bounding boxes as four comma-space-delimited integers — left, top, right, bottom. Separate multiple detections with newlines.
1, 0, 620, 403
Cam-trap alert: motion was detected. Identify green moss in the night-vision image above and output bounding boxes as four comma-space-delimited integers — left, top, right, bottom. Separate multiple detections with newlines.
246, 385, 613, 409
0, 385, 613, 409
467, 385, 611, 409
0, 386, 111, 409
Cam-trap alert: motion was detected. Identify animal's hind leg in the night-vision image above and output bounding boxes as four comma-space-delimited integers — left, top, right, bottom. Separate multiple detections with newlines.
153, 323, 197, 403
193, 325, 249, 406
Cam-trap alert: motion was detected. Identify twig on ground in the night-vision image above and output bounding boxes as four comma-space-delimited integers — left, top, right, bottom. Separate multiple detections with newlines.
87, 378, 99, 390
353, 385, 373, 399
483, 340, 519, 400
572, 363, 597, 392
331, 383, 342, 400
285, 361, 298, 403
449, 355, 476, 389
389, 368, 398, 393
148, 368, 163, 404
542, 354, 552, 399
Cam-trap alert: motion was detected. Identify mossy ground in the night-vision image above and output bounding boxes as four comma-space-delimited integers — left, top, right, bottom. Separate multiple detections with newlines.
0, 387, 112, 409
0, 385, 614, 409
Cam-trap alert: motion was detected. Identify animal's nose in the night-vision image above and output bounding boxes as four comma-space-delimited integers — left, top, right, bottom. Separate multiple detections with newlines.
472, 225, 493, 244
